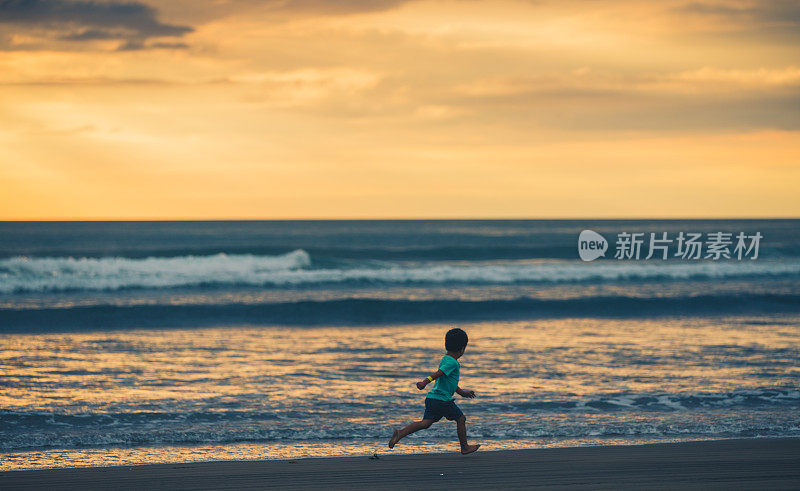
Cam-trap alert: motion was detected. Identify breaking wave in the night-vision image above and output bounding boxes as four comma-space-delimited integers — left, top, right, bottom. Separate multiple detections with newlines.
2, 250, 799, 294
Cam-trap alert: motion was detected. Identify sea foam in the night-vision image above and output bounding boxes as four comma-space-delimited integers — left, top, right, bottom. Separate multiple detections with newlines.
1, 250, 799, 293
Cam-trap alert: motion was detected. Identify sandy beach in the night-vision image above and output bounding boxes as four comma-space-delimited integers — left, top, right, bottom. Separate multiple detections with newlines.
2, 438, 799, 490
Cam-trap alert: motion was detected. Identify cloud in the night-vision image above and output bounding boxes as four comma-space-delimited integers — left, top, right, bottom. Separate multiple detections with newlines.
137, 0, 418, 28
231, 68, 383, 108
676, 0, 800, 33
442, 66, 800, 132
0, 0, 415, 51
0, 0, 192, 50
678, 0, 800, 22
455, 67, 800, 97
262, 0, 414, 15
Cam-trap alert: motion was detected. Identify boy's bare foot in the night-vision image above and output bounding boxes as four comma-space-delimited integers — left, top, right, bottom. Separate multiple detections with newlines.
460, 444, 480, 455
388, 429, 400, 449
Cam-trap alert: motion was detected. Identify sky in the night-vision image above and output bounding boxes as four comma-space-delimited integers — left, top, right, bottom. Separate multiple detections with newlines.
1, 0, 798, 219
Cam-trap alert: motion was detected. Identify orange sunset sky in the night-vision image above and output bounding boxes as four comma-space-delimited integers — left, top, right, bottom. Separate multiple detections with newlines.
1, 0, 798, 219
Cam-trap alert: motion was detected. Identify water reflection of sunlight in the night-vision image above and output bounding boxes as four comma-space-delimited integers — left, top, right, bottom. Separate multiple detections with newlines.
2, 317, 797, 412
1, 316, 798, 471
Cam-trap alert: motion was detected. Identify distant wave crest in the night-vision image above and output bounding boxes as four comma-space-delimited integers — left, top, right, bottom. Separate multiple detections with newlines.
1, 250, 799, 293
0, 250, 311, 293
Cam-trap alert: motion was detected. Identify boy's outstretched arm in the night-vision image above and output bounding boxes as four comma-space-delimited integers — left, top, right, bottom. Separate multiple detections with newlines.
416, 369, 444, 390
456, 386, 476, 398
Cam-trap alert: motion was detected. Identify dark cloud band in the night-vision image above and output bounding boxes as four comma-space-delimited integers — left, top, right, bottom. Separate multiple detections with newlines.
0, 0, 192, 50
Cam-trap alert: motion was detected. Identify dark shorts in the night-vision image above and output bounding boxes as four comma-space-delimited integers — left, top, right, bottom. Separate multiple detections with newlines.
423, 397, 464, 422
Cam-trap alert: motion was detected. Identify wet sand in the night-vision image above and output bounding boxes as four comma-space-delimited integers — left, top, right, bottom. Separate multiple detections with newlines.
2, 438, 799, 490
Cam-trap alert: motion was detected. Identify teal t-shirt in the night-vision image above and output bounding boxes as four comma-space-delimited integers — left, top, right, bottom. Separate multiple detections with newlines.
426, 355, 460, 401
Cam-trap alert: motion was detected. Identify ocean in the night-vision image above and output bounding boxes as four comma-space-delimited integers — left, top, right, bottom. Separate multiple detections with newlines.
1, 219, 798, 470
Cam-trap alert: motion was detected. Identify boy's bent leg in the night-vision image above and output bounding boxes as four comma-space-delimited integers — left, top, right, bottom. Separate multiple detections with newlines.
456, 415, 480, 455
389, 419, 435, 448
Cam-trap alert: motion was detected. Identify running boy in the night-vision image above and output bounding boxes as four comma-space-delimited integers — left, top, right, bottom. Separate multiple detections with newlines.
388, 328, 480, 455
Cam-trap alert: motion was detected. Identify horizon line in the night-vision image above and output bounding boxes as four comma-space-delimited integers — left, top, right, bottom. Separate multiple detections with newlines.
2, 216, 799, 222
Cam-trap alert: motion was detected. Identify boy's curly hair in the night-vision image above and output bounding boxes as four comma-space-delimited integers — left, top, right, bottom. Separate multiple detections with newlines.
445, 328, 468, 352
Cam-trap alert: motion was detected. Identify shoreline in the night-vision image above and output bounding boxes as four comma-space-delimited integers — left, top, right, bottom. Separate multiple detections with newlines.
2, 437, 799, 490
0, 435, 785, 472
